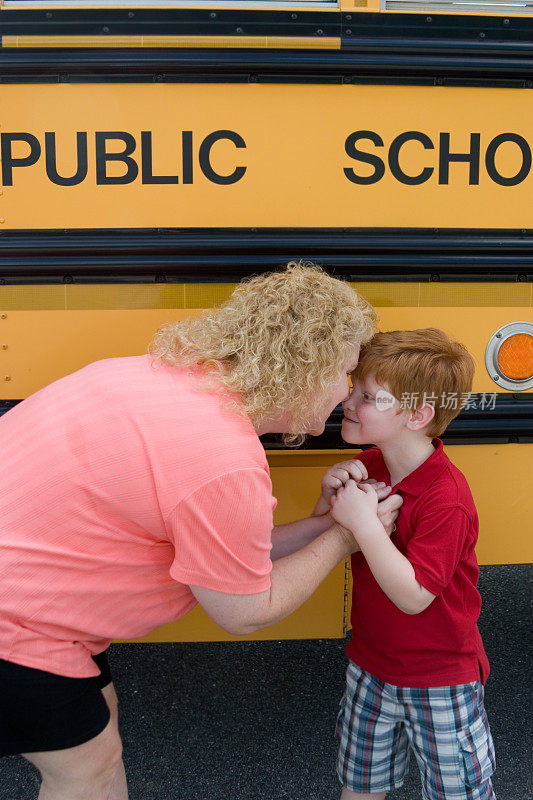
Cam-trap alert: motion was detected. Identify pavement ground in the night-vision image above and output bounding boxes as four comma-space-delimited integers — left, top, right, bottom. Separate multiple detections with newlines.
1, 564, 531, 800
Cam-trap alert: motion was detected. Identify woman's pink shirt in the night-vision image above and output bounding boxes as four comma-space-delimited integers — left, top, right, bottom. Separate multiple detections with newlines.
0, 355, 275, 677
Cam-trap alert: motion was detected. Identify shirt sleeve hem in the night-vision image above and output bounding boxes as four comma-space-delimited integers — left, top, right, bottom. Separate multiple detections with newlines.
164, 467, 274, 527
170, 566, 272, 595
412, 564, 445, 597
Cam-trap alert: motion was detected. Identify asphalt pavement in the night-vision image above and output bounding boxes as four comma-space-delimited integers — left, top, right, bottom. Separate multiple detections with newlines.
1, 564, 531, 800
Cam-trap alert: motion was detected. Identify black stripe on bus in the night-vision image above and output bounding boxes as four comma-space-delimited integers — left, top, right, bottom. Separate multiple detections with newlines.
0, 9, 531, 41
1, 48, 531, 85
2, 396, 532, 446
262, 394, 533, 448
0, 229, 531, 284
0, 8, 340, 38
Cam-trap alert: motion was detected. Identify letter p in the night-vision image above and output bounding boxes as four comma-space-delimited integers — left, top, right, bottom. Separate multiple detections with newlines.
1, 133, 41, 186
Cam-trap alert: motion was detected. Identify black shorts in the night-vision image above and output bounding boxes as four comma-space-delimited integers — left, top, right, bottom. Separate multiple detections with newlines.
0, 650, 112, 757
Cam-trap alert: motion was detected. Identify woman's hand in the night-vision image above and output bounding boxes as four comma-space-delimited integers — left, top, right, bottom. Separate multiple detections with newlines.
313, 459, 393, 517
313, 459, 369, 516
322, 459, 368, 501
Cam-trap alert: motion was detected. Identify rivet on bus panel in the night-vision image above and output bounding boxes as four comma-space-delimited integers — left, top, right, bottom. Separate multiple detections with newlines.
1, 345, 7, 350
4, 376, 11, 381
0, 314, 7, 320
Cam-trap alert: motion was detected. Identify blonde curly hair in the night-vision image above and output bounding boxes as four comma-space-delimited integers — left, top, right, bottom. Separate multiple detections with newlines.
149, 261, 377, 441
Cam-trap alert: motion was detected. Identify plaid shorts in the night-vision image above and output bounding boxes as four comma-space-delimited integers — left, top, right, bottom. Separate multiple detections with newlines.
336, 662, 496, 800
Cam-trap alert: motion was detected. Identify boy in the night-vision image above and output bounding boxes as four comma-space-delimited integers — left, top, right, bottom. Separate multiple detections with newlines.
317, 328, 496, 800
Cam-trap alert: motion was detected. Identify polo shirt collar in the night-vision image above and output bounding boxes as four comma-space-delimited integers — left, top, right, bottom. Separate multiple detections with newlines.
382, 438, 448, 496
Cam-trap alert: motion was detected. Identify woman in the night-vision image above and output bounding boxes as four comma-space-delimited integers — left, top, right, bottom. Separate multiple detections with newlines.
0, 262, 401, 800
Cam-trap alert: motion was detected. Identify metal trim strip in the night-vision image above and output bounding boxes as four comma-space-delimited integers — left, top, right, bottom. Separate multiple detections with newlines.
0, 228, 531, 283
2, 396, 532, 444
262, 394, 533, 447
0, 49, 530, 83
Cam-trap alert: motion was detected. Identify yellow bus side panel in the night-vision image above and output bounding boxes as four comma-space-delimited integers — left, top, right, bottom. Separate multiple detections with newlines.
0, 83, 531, 229
1, 306, 531, 397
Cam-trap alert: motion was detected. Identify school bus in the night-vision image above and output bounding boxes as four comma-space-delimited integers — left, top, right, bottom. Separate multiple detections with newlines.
0, 0, 532, 643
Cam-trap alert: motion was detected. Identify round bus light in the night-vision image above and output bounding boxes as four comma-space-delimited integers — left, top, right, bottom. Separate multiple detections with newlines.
485, 322, 533, 391
497, 334, 533, 381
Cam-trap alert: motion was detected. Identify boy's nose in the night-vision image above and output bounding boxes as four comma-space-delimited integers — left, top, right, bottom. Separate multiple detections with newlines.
343, 390, 356, 411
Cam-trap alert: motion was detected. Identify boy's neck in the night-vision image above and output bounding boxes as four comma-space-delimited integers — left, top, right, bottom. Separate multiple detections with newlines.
379, 435, 436, 488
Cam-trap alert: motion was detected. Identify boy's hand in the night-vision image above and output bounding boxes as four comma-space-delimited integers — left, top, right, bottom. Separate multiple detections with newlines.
376, 493, 403, 537
330, 480, 379, 536
362, 479, 393, 502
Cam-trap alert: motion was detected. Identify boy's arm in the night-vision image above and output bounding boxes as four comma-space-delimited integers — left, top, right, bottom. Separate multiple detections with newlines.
348, 517, 436, 614
330, 481, 435, 615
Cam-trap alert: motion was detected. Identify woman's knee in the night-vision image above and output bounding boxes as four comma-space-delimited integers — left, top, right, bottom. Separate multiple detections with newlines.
102, 681, 119, 724
24, 716, 123, 797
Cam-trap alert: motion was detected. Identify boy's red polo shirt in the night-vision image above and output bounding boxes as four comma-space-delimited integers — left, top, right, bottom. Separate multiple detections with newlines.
346, 438, 490, 688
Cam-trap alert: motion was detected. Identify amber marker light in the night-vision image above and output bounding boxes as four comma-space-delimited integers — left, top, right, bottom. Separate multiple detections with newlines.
486, 323, 533, 391
497, 334, 533, 381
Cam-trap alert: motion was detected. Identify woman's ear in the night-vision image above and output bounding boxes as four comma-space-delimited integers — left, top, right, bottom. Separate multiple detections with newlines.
407, 402, 435, 432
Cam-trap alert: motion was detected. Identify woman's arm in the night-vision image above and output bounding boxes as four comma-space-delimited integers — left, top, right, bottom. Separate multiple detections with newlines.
189, 491, 404, 635
190, 522, 356, 636
271, 488, 403, 560
270, 514, 335, 560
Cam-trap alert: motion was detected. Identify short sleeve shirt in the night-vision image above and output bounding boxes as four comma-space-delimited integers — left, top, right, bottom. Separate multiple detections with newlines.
345, 439, 490, 687
0, 355, 276, 678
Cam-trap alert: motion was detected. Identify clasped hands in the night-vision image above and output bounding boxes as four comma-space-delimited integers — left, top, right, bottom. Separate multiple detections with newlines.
317, 459, 403, 546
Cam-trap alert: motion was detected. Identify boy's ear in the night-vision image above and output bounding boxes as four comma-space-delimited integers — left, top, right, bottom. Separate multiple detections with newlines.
406, 402, 435, 432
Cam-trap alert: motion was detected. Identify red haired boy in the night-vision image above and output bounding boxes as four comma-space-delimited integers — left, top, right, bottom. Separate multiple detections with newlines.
316, 329, 496, 800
